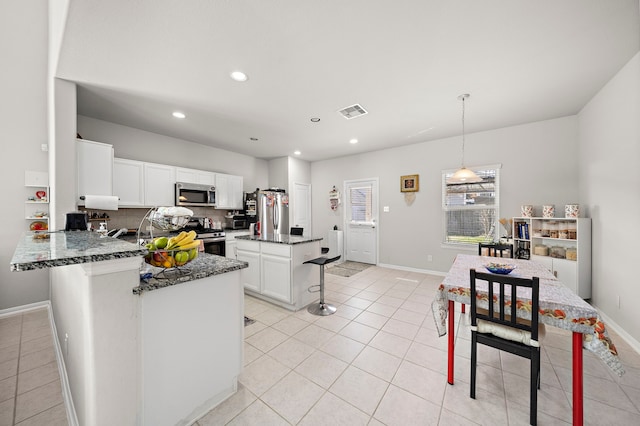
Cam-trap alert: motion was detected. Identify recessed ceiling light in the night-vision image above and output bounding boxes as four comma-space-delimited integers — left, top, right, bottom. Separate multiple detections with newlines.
250, 137, 259, 141
294, 150, 301, 156
230, 71, 248, 82
349, 138, 358, 144
172, 111, 186, 119
310, 117, 321, 123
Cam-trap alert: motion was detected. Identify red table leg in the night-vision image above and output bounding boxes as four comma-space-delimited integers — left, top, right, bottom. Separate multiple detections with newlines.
461, 303, 465, 313
572, 332, 584, 426
448, 300, 455, 385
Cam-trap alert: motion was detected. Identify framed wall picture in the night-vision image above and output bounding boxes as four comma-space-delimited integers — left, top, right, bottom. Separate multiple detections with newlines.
400, 174, 419, 192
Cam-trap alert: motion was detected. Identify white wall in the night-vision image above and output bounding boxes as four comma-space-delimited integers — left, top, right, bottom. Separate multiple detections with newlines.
311, 116, 579, 273
578, 52, 640, 342
267, 157, 289, 190
77, 116, 269, 192
0, 0, 50, 309
51, 79, 77, 230
288, 157, 311, 188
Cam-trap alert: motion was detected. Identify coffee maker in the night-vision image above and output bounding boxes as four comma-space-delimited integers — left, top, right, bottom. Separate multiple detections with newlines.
65, 212, 88, 231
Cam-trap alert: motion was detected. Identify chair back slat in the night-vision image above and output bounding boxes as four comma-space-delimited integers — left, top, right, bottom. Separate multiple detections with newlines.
469, 269, 540, 340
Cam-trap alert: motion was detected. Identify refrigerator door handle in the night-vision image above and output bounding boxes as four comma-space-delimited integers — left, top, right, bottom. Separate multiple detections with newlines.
274, 199, 279, 231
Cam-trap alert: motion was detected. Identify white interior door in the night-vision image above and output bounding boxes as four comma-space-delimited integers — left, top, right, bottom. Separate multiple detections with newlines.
344, 179, 378, 264
292, 183, 311, 235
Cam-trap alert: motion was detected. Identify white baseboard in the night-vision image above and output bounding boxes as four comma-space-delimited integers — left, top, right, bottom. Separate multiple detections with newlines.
47, 303, 80, 426
377, 263, 447, 277
0, 302, 79, 425
591, 303, 640, 355
0, 300, 49, 318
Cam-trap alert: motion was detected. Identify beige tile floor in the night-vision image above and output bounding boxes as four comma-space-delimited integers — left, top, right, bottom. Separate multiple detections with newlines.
0, 307, 68, 426
197, 265, 640, 426
4, 267, 640, 425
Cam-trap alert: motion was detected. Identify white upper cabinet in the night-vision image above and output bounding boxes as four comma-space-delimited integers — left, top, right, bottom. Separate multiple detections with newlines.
216, 173, 243, 209
176, 167, 216, 186
144, 162, 176, 207
113, 158, 145, 207
77, 139, 113, 203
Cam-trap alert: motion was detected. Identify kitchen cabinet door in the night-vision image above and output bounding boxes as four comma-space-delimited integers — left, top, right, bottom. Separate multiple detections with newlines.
225, 241, 237, 259
113, 158, 145, 207
176, 167, 215, 185
216, 173, 243, 209
229, 175, 243, 209
237, 249, 260, 292
144, 163, 176, 207
551, 258, 578, 295
77, 139, 113, 203
531, 255, 578, 295
261, 254, 292, 303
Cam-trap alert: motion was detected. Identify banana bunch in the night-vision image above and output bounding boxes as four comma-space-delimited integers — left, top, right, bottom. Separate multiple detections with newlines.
144, 231, 200, 268
166, 230, 200, 251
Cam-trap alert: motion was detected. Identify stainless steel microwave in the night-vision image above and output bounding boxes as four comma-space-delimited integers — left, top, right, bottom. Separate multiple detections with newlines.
175, 182, 216, 207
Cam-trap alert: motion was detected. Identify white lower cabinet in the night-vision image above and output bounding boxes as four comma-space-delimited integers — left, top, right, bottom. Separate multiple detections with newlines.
237, 239, 320, 310
261, 253, 292, 303
236, 247, 260, 293
531, 256, 578, 296
226, 231, 251, 259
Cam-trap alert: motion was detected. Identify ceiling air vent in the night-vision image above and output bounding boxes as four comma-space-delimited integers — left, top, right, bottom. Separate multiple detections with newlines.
337, 104, 368, 120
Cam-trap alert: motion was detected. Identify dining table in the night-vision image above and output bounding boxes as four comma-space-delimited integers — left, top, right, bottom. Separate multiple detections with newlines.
432, 254, 624, 426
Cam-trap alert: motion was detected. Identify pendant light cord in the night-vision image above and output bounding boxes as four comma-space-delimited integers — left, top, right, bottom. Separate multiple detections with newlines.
461, 96, 466, 168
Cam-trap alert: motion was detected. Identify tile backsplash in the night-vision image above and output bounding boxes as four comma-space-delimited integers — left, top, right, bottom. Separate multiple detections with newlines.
80, 207, 230, 232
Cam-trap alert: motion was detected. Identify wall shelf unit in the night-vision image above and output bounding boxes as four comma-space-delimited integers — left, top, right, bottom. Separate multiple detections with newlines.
24, 171, 49, 230
513, 216, 591, 299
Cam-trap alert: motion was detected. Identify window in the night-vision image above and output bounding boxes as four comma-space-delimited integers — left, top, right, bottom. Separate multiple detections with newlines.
349, 185, 373, 223
442, 165, 500, 245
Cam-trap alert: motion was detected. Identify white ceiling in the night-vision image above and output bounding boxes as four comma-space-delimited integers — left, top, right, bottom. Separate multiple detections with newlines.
56, 0, 639, 162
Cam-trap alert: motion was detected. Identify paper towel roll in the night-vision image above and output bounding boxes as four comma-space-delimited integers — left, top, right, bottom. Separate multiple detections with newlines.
84, 195, 119, 210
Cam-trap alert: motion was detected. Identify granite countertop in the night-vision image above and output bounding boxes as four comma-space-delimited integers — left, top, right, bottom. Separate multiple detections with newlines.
135, 253, 248, 294
10, 231, 147, 272
235, 234, 323, 245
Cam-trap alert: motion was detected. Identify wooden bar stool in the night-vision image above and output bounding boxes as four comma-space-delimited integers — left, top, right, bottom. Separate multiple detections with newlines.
304, 255, 341, 316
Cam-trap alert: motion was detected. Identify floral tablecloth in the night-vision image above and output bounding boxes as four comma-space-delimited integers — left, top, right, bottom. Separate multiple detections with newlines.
432, 254, 624, 376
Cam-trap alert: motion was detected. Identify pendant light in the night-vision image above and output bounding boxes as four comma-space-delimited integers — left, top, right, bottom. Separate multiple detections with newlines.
447, 94, 482, 184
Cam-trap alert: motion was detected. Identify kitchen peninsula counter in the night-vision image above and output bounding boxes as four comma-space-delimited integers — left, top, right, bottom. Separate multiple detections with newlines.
135, 254, 247, 294
10, 230, 146, 271
10, 231, 246, 426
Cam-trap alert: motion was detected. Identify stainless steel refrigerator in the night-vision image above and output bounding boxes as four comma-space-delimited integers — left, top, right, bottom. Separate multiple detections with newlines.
257, 190, 289, 236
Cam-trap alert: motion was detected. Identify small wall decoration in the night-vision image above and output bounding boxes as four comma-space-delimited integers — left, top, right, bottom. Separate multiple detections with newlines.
400, 174, 419, 192
329, 186, 341, 211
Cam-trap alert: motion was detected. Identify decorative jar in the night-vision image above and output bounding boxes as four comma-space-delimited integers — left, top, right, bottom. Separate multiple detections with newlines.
542, 205, 555, 218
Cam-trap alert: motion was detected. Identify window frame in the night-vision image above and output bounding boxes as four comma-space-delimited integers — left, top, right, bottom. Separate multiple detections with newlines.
441, 164, 502, 248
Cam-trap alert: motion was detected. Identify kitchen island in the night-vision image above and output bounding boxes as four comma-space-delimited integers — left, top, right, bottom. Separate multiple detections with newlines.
10, 231, 247, 426
236, 234, 322, 310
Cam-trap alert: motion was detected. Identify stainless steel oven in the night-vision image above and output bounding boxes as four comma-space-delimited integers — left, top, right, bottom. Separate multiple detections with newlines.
181, 217, 226, 256
199, 232, 226, 256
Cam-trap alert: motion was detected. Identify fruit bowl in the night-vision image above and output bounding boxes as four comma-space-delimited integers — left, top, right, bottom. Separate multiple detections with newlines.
144, 248, 198, 268
484, 262, 516, 275
143, 233, 200, 269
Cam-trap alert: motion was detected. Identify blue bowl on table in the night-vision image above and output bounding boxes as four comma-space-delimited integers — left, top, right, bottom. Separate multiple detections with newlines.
484, 263, 516, 275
